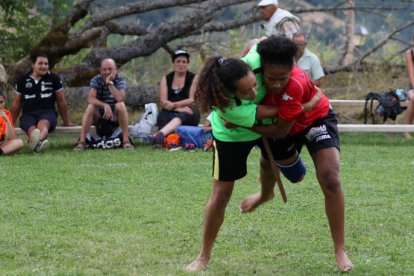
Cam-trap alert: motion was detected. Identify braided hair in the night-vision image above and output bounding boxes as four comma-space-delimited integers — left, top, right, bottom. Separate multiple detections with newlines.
196, 56, 252, 113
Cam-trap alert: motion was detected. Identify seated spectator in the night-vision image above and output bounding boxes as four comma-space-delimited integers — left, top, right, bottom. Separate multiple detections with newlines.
292, 32, 325, 87
153, 50, 200, 147
404, 48, 414, 138
11, 53, 73, 152
0, 90, 24, 156
73, 58, 134, 151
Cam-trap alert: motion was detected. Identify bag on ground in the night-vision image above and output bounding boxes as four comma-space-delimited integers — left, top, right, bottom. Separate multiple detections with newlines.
85, 127, 130, 149
364, 89, 407, 124
130, 103, 158, 142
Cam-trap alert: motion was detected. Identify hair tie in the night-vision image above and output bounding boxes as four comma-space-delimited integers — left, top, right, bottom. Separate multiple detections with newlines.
217, 57, 226, 67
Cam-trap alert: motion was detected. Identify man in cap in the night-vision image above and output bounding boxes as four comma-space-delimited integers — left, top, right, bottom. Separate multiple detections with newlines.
258, 0, 301, 39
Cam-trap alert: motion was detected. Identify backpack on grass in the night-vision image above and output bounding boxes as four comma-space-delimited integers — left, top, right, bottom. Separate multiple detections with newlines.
130, 103, 158, 142
364, 89, 406, 124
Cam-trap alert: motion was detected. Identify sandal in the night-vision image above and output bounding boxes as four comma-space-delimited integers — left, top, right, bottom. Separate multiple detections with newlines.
123, 140, 134, 149
73, 141, 87, 152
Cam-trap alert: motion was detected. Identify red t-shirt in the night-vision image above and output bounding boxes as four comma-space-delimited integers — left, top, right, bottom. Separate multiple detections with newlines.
261, 65, 330, 135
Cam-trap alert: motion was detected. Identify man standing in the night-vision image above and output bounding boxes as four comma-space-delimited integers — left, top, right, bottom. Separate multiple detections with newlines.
258, 0, 300, 39
11, 53, 72, 152
73, 58, 133, 151
292, 32, 325, 87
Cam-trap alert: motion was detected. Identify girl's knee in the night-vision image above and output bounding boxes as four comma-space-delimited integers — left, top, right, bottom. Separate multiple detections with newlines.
318, 171, 341, 193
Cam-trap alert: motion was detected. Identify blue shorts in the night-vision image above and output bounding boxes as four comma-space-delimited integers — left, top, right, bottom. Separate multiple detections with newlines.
20, 109, 57, 134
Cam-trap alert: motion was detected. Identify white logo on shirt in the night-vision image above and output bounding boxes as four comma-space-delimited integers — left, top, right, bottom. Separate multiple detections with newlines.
40, 93, 52, 98
24, 94, 36, 99
281, 92, 293, 101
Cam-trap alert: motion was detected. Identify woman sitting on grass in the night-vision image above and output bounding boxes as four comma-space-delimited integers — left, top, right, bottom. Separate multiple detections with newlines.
0, 90, 24, 156
152, 50, 200, 147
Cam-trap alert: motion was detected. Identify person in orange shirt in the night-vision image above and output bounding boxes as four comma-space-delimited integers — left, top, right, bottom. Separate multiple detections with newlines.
0, 90, 24, 156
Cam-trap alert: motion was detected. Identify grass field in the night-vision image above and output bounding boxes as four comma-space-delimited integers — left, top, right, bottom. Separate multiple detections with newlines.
1, 133, 413, 275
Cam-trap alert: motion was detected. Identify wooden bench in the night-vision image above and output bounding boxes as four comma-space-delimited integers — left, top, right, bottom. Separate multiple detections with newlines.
11, 99, 413, 134
14, 124, 414, 134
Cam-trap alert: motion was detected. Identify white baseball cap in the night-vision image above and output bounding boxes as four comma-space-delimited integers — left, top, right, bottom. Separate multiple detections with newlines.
258, 0, 278, 7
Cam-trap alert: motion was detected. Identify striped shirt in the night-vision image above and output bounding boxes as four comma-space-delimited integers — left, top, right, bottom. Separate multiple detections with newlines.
90, 75, 127, 107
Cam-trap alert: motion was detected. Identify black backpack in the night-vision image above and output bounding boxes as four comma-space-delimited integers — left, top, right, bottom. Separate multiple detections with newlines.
364, 90, 404, 124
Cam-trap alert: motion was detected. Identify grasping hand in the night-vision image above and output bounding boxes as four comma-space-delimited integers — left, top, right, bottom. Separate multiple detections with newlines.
102, 104, 113, 120
223, 120, 239, 128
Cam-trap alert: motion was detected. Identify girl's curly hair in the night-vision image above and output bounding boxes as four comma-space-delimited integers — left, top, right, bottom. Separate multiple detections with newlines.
196, 56, 252, 113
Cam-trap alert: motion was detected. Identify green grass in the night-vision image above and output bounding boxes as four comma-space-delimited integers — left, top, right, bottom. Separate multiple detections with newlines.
1, 133, 413, 275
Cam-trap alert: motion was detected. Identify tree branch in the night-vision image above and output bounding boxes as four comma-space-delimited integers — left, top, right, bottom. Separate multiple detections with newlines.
326, 19, 414, 74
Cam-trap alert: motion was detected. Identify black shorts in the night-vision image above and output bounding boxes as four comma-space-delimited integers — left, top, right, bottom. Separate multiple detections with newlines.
212, 137, 260, 181
20, 109, 57, 134
157, 109, 200, 129
260, 110, 340, 159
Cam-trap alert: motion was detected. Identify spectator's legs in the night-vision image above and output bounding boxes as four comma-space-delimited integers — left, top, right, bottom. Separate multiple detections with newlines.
311, 147, 352, 272
404, 90, 414, 138
157, 117, 182, 136
37, 119, 50, 140
114, 102, 130, 142
78, 104, 97, 143
0, 139, 24, 155
186, 179, 234, 272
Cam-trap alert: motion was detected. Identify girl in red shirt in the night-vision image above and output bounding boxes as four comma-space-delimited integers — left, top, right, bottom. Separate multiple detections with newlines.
247, 36, 353, 272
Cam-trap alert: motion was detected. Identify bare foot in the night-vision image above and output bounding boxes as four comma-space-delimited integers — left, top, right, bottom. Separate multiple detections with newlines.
336, 250, 353, 272
239, 191, 275, 213
185, 257, 209, 272
403, 132, 412, 139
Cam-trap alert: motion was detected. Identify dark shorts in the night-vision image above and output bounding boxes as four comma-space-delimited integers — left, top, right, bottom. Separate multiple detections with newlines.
20, 109, 57, 134
212, 137, 260, 181
261, 110, 340, 159
157, 109, 200, 129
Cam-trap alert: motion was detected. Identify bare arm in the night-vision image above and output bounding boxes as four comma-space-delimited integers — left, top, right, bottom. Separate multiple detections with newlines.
10, 94, 22, 124
405, 49, 414, 88
105, 71, 125, 102
55, 91, 73, 126
313, 77, 323, 88
159, 76, 175, 110
249, 119, 293, 139
256, 105, 279, 120
302, 87, 322, 112
87, 88, 113, 120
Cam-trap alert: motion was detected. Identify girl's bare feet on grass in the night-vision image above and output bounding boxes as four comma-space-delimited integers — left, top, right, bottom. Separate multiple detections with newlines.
185, 257, 209, 272
336, 250, 353, 272
403, 132, 412, 139
239, 191, 275, 213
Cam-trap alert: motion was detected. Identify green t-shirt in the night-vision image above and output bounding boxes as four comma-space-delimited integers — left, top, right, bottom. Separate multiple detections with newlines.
241, 43, 267, 105
211, 97, 260, 142
211, 44, 270, 142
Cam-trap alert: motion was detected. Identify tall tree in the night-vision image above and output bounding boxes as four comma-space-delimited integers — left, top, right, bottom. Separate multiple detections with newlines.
1, 0, 414, 87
